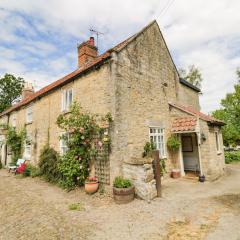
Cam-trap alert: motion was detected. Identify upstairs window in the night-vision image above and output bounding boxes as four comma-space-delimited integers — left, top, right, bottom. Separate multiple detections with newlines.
62, 89, 73, 112
149, 127, 166, 158
26, 106, 33, 123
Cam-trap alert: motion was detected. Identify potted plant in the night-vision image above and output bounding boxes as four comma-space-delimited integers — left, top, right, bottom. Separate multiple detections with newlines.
85, 177, 99, 194
167, 135, 181, 178
113, 176, 135, 204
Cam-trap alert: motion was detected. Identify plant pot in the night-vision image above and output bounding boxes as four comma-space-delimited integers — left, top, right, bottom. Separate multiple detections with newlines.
85, 181, 99, 194
113, 186, 135, 204
199, 175, 205, 183
171, 169, 181, 178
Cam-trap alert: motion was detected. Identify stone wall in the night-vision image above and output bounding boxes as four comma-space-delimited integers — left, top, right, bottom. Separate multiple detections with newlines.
110, 22, 178, 175
123, 162, 157, 200
200, 120, 225, 180
178, 84, 200, 111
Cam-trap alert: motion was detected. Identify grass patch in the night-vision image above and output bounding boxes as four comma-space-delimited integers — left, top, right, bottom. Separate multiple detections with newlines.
225, 151, 240, 164
68, 202, 85, 211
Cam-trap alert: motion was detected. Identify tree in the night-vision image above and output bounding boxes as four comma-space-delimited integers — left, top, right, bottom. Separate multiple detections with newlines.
0, 74, 25, 113
237, 68, 240, 83
212, 70, 240, 146
179, 65, 203, 88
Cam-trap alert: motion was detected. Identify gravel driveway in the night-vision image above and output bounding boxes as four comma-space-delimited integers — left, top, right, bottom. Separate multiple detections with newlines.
0, 164, 240, 240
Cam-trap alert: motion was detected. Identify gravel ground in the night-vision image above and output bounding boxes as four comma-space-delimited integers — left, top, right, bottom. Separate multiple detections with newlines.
0, 164, 240, 240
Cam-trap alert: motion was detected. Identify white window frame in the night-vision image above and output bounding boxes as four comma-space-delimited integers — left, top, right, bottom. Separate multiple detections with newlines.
61, 89, 73, 112
26, 106, 33, 123
24, 133, 32, 160
12, 113, 17, 127
60, 132, 70, 155
149, 127, 166, 158
215, 131, 221, 153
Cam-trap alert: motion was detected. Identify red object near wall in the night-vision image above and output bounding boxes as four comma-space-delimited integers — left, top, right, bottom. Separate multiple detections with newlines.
16, 163, 26, 173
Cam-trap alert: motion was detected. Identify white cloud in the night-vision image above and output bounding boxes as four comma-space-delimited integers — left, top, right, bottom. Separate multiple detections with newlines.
0, 0, 239, 113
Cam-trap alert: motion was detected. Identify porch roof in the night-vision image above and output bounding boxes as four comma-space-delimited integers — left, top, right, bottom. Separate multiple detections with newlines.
172, 117, 197, 133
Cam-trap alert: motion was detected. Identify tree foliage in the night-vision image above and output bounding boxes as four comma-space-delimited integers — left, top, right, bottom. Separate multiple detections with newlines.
0, 74, 25, 113
179, 65, 203, 88
237, 68, 240, 83
212, 71, 240, 146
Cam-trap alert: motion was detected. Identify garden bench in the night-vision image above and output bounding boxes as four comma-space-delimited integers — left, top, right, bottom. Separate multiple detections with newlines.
8, 159, 25, 173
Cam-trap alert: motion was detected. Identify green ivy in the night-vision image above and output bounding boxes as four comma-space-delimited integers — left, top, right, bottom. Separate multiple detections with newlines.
6, 126, 26, 164
56, 102, 111, 190
167, 135, 181, 151
142, 141, 156, 158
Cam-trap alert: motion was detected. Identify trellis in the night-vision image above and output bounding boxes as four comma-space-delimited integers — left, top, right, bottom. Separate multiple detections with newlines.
94, 127, 110, 184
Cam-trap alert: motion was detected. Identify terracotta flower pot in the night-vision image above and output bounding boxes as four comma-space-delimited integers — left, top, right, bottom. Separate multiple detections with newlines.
113, 186, 135, 204
171, 169, 181, 178
85, 179, 99, 194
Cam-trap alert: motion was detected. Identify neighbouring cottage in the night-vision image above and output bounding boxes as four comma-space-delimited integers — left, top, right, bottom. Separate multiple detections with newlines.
0, 20, 225, 200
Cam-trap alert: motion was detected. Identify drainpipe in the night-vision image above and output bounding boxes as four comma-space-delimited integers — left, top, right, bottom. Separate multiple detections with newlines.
196, 117, 203, 176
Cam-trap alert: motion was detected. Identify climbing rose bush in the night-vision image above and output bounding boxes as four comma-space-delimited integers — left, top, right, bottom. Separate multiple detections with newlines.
56, 102, 111, 190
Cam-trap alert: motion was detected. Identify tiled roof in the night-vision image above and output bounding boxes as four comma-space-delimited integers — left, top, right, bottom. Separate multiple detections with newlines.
0, 51, 111, 116
172, 117, 197, 132
169, 102, 225, 126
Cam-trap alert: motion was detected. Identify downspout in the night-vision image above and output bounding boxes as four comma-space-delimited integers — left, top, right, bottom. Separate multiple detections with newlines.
196, 117, 203, 176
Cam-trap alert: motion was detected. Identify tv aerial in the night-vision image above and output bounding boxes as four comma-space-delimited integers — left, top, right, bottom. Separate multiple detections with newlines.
89, 28, 104, 49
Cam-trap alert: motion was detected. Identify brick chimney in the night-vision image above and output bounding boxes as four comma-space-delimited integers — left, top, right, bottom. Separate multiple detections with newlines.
77, 37, 98, 68
22, 82, 34, 99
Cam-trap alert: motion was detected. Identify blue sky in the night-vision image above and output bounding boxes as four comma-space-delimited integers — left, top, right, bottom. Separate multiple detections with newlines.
0, 0, 240, 113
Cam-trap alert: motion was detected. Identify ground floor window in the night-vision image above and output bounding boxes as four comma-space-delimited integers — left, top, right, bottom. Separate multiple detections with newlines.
149, 127, 166, 158
60, 133, 70, 155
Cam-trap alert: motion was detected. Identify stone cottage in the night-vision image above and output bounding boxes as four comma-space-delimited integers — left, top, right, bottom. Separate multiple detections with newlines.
0, 20, 225, 199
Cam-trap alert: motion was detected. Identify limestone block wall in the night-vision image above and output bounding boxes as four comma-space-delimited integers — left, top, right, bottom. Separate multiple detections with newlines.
178, 84, 200, 111
123, 162, 157, 200
200, 120, 225, 180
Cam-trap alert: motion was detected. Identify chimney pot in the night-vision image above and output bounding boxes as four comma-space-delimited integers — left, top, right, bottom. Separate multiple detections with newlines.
22, 82, 34, 100
89, 37, 95, 46
77, 37, 98, 68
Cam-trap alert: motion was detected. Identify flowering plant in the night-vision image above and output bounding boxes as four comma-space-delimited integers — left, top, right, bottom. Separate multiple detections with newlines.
56, 102, 111, 189
86, 176, 98, 182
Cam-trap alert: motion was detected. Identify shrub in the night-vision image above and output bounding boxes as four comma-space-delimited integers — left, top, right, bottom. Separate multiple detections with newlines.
142, 141, 156, 158
113, 176, 132, 188
56, 102, 111, 190
225, 151, 240, 164
58, 151, 87, 189
23, 164, 31, 177
6, 126, 26, 164
38, 146, 61, 183
167, 135, 181, 151
0, 161, 2, 169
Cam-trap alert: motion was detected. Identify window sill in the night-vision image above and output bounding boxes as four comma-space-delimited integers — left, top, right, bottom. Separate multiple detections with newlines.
61, 110, 70, 114
217, 151, 222, 155
25, 121, 33, 125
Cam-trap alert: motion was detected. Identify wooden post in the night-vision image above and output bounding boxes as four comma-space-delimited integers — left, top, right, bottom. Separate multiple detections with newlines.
153, 150, 162, 197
